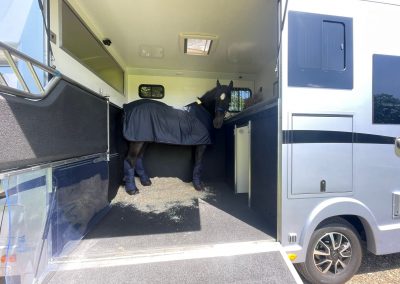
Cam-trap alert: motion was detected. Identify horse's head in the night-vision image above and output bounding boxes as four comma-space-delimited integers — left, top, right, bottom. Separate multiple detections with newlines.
212, 80, 233, 128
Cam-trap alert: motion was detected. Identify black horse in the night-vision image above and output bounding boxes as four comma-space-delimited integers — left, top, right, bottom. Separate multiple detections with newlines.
122, 80, 233, 194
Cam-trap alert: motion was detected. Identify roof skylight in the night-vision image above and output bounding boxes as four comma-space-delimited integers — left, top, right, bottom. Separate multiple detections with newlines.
180, 33, 218, 56
184, 38, 212, 56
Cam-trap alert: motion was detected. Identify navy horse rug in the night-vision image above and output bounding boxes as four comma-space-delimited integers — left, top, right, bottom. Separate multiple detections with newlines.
123, 99, 213, 145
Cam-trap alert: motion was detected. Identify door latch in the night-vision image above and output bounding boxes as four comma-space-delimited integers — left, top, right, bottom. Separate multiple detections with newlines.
395, 137, 400, 157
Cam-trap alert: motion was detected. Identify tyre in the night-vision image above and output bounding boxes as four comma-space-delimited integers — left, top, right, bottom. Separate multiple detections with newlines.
296, 218, 362, 284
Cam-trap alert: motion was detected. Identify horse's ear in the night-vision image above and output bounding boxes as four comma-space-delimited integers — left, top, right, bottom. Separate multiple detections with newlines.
216, 80, 221, 88
229, 80, 233, 89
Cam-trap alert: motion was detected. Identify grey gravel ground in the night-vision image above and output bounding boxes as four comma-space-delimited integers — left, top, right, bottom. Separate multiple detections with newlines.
301, 245, 400, 283
348, 246, 400, 284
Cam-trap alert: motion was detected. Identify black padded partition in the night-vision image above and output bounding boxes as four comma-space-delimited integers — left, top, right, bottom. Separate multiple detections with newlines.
108, 104, 126, 201
250, 106, 278, 228
224, 103, 278, 229
0, 79, 107, 171
144, 144, 193, 182
142, 128, 226, 183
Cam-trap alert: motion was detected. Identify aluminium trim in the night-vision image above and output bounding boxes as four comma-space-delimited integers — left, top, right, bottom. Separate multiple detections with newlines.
3, 49, 30, 92
0, 41, 57, 74
234, 124, 237, 192
0, 153, 106, 179
248, 121, 252, 208
26, 61, 45, 94
106, 98, 110, 161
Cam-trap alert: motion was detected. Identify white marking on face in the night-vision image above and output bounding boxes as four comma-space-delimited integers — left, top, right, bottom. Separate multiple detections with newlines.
220, 93, 226, 100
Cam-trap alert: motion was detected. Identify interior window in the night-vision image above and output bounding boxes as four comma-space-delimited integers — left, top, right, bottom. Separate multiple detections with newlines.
373, 54, 400, 124
138, 84, 165, 99
229, 88, 252, 112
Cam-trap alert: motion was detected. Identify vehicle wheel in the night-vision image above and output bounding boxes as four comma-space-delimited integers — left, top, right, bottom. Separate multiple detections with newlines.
296, 218, 362, 284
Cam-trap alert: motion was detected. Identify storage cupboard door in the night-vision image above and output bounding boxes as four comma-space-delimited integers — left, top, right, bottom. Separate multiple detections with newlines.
291, 115, 353, 195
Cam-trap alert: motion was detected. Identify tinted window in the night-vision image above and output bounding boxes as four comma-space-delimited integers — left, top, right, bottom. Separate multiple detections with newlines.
288, 12, 353, 89
139, 84, 165, 99
229, 88, 252, 112
373, 54, 400, 124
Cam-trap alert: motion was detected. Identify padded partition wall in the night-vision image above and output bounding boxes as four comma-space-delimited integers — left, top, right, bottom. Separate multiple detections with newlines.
143, 128, 226, 183
108, 104, 126, 201
225, 103, 278, 231
0, 79, 108, 171
250, 106, 278, 229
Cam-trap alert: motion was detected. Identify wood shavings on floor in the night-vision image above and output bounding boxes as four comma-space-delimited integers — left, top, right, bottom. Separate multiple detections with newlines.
112, 177, 214, 214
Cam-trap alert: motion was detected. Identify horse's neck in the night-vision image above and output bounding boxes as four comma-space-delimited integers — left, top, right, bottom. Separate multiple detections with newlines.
200, 90, 216, 117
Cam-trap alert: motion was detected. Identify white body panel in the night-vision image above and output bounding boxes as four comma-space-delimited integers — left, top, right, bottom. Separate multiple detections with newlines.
280, 0, 400, 261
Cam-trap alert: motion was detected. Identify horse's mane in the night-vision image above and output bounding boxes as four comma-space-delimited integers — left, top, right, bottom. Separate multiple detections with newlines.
199, 86, 218, 102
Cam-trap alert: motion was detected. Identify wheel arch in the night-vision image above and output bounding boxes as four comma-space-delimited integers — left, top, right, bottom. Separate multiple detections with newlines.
299, 198, 378, 258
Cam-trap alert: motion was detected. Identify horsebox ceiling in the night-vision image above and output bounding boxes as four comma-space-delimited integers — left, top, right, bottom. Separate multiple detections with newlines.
66, 0, 278, 76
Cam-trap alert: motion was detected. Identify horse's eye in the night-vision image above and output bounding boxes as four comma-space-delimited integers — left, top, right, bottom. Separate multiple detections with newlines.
220, 93, 226, 100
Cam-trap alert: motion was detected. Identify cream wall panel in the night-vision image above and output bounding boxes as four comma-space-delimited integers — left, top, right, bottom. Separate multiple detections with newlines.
127, 75, 254, 107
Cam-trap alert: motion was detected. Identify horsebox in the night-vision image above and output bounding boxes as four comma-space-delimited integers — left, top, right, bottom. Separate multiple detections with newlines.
1, 0, 400, 283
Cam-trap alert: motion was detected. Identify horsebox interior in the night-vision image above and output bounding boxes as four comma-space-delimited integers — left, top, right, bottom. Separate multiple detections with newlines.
0, 0, 280, 263
56, 0, 280, 260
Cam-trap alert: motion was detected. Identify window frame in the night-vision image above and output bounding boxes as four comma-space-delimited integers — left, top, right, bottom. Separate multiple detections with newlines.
288, 11, 353, 90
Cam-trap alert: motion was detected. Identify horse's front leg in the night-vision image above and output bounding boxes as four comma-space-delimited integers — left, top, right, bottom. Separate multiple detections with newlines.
193, 145, 207, 191
124, 142, 144, 195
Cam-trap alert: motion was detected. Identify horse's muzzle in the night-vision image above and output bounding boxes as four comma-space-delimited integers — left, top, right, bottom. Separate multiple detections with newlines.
213, 115, 224, 129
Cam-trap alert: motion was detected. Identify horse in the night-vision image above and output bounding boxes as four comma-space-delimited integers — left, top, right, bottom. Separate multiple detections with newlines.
122, 80, 233, 195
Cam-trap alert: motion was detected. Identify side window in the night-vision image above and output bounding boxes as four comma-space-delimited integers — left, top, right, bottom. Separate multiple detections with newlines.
229, 88, 252, 112
373, 54, 400, 124
138, 84, 165, 99
288, 11, 353, 89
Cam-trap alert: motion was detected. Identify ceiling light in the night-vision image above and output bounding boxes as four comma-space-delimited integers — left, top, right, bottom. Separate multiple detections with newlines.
139, 45, 164, 58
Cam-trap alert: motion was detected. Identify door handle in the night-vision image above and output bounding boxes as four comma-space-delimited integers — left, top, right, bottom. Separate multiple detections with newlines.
395, 137, 400, 156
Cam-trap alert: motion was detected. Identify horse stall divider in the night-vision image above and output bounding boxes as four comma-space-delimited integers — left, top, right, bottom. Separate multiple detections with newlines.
0, 74, 115, 281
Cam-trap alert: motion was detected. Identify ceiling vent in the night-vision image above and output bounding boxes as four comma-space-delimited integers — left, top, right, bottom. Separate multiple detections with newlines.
179, 33, 218, 56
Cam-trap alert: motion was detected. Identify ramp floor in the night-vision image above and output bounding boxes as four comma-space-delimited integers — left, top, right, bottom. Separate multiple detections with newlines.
44, 181, 297, 283
46, 242, 300, 284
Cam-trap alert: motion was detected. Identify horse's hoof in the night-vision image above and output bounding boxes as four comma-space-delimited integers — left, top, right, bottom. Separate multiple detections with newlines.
140, 178, 152, 186
193, 183, 205, 191
126, 189, 139, 195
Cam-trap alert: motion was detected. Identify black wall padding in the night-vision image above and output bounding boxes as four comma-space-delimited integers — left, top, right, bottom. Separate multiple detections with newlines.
225, 105, 278, 228
144, 144, 194, 182
108, 104, 126, 201
0, 79, 107, 171
250, 106, 278, 228
109, 104, 127, 155
142, 128, 226, 183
